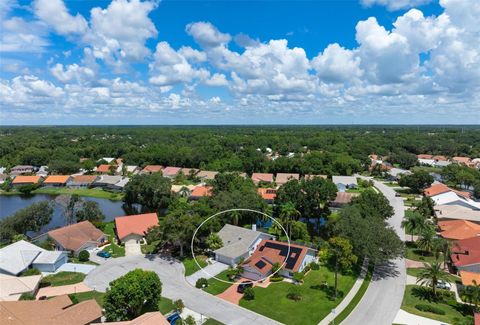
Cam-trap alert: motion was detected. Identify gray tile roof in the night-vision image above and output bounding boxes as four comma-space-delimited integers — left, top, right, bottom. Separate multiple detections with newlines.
0, 240, 44, 275
214, 224, 262, 259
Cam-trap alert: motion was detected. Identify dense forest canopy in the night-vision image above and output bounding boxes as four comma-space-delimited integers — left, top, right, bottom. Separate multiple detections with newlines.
1, 126, 479, 175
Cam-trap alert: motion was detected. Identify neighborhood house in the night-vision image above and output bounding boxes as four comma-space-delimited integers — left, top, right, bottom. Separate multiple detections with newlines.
242, 239, 316, 280
11, 175, 42, 186
115, 213, 159, 245
42, 175, 71, 187
251, 173, 274, 185
67, 175, 99, 188
214, 224, 273, 266
47, 221, 106, 256
332, 176, 358, 192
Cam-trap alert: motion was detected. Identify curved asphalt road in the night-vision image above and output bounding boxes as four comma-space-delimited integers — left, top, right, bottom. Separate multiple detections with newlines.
85, 254, 280, 325
341, 178, 406, 325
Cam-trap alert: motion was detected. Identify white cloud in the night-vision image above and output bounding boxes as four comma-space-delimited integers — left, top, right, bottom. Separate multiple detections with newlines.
360, 0, 432, 11
186, 21, 231, 48
312, 43, 363, 83
50, 63, 96, 84
204, 73, 228, 86
0, 17, 49, 53
34, 0, 88, 35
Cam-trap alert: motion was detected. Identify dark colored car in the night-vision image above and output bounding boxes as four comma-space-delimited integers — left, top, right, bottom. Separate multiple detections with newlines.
167, 313, 181, 325
96, 251, 111, 258
395, 193, 401, 197
237, 280, 253, 293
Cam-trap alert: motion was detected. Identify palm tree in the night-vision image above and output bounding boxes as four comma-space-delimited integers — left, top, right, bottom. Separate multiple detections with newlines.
432, 237, 451, 269
416, 225, 436, 255
230, 210, 241, 226
416, 261, 450, 298
464, 280, 480, 310
280, 202, 301, 237
401, 211, 425, 242
179, 186, 191, 198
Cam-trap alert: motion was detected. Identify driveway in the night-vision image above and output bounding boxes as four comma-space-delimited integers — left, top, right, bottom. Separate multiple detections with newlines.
125, 241, 142, 256
43, 263, 96, 275
85, 255, 280, 325
342, 177, 406, 325
186, 261, 229, 286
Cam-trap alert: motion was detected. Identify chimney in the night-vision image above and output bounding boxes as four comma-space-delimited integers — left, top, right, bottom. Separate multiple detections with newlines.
252, 224, 257, 231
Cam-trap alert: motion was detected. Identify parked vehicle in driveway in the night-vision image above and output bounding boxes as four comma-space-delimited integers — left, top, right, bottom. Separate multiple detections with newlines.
436, 280, 451, 290
96, 251, 111, 258
166, 313, 181, 324
237, 280, 253, 293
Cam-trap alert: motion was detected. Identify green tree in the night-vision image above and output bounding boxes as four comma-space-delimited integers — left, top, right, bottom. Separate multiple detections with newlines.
432, 237, 451, 269
279, 202, 301, 237
174, 299, 185, 312
401, 210, 426, 242
417, 225, 436, 255
104, 269, 162, 321
398, 171, 434, 193
463, 280, 480, 310
328, 237, 358, 298
243, 287, 255, 300
205, 233, 223, 251
124, 173, 174, 212
416, 261, 450, 298
350, 190, 394, 220
75, 200, 105, 223
78, 250, 90, 262
289, 221, 311, 242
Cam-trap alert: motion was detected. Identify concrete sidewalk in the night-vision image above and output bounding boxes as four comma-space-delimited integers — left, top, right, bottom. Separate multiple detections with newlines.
394, 309, 449, 325
186, 261, 229, 286
318, 259, 368, 325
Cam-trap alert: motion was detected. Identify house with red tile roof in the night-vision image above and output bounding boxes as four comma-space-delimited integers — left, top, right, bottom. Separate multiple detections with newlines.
452, 156, 472, 166
251, 173, 274, 185
475, 313, 480, 325
11, 175, 42, 185
95, 164, 113, 174
257, 188, 276, 203
141, 165, 163, 174
43, 175, 71, 187
460, 271, 480, 286
451, 236, 480, 273
67, 175, 98, 187
48, 221, 106, 256
424, 183, 471, 200
189, 185, 212, 199
242, 239, 316, 280
417, 154, 433, 159
114, 213, 158, 244
439, 220, 480, 240
432, 155, 448, 161
162, 166, 182, 178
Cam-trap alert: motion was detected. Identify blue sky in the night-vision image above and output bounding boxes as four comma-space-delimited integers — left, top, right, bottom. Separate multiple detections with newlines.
1, 0, 479, 125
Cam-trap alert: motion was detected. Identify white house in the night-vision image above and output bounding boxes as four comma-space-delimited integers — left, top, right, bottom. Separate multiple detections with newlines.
332, 176, 358, 192
214, 224, 274, 266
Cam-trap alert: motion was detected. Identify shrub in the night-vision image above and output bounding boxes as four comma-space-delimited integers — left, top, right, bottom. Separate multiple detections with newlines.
184, 316, 195, 325
19, 293, 35, 300
243, 287, 255, 300
293, 272, 305, 283
287, 286, 302, 301
310, 262, 320, 270
21, 268, 40, 276
270, 276, 284, 282
174, 299, 184, 312
196, 278, 208, 288
415, 304, 446, 315
78, 250, 90, 262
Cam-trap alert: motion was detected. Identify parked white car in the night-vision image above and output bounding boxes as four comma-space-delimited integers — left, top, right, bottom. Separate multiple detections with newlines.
436, 280, 451, 290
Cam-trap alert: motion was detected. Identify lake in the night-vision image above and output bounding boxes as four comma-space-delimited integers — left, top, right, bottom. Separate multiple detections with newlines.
0, 194, 127, 236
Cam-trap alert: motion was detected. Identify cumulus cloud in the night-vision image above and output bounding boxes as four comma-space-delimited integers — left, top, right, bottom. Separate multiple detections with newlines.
51, 63, 96, 84
34, 0, 88, 35
312, 43, 363, 83
360, 0, 432, 11
1, 17, 49, 53
186, 21, 231, 48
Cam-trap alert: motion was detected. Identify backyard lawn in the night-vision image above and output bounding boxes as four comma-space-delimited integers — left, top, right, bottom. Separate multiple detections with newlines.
401, 285, 474, 324
182, 255, 208, 276
203, 269, 232, 295
405, 242, 439, 264
69, 290, 105, 306
41, 271, 85, 287
102, 222, 125, 257
239, 266, 359, 325
33, 187, 124, 201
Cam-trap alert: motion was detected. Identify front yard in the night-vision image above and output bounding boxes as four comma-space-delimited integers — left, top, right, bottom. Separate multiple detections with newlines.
405, 242, 439, 264
101, 222, 125, 257
239, 266, 359, 325
41, 271, 86, 287
202, 269, 232, 295
182, 255, 208, 276
401, 285, 475, 324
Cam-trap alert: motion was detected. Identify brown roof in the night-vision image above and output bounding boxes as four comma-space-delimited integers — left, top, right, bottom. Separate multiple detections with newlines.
257, 188, 277, 200
100, 312, 169, 325
190, 185, 212, 197
452, 156, 471, 164
196, 170, 218, 180
251, 173, 274, 183
70, 175, 98, 184
0, 295, 102, 325
304, 174, 328, 180
115, 213, 158, 241
432, 155, 448, 161
332, 192, 359, 204
162, 166, 181, 177
438, 220, 480, 240
12, 175, 41, 184
142, 165, 163, 173
96, 164, 111, 173
48, 221, 105, 252
417, 154, 433, 159
43, 175, 70, 184
180, 168, 199, 176
275, 173, 300, 184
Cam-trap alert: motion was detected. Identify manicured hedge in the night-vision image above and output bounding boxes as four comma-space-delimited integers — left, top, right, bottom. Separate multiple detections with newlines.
415, 304, 446, 315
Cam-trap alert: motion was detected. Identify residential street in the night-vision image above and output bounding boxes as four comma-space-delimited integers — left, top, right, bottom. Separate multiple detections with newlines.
341, 178, 406, 325
84, 255, 281, 325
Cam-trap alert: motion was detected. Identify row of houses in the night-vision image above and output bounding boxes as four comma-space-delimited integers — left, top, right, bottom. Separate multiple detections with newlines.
417, 154, 480, 169
422, 183, 480, 287
8, 174, 130, 191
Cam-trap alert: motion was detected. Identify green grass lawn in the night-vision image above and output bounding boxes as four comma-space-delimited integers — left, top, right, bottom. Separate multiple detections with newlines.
102, 222, 125, 257
405, 242, 439, 264
239, 266, 359, 325
69, 291, 105, 306
203, 269, 232, 295
401, 285, 474, 324
182, 255, 208, 276
158, 297, 176, 314
69, 256, 99, 265
42, 271, 86, 287
203, 319, 225, 325
331, 266, 373, 324
33, 187, 124, 201
406, 268, 460, 284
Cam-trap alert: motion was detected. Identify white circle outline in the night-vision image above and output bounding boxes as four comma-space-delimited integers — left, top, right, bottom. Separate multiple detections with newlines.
190, 208, 291, 285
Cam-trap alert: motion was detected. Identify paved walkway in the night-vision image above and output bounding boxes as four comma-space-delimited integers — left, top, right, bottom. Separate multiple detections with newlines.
85, 255, 281, 325
36, 282, 92, 299
42, 263, 96, 275
318, 259, 368, 325
186, 261, 229, 286
393, 309, 449, 325
342, 177, 406, 325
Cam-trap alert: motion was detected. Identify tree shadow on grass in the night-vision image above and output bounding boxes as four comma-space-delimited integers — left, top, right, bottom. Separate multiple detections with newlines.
310, 283, 344, 301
